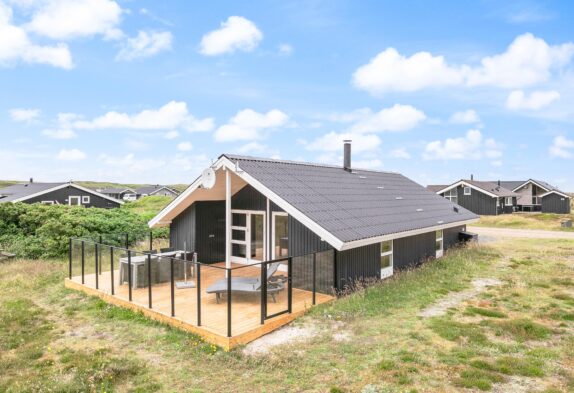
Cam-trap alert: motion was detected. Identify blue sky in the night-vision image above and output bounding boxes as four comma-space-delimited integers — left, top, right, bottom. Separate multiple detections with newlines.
1, 0, 574, 190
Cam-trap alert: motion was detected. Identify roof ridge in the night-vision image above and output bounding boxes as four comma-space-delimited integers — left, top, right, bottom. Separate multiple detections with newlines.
222, 153, 399, 174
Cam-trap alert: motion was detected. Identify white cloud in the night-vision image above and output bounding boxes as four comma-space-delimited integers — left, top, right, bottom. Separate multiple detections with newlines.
449, 109, 480, 124
73, 101, 214, 132
199, 16, 262, 56
278, 43, 293, 56
353, 48, 464, 94
214, 109, 288, 142
423, 129, 503, 160
306, 132, 381, 153
506, 90, 560, 110
42, 129, 77, 139
116, 30, 172, 61
9, 108, 40, 122
549, 135, 574, 159
26, 0, 123, 40
164, 130, 179, 139
353, 33, 574, 95
177, 141, 192, 151
0, 3, 73, 69
347, 104, 426, 133
390, 147, 411, 159
57, 148, 86, 160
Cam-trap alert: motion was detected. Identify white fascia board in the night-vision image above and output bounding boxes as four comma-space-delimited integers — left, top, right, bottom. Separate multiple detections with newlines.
12, 183, 123, 205
339, 218, 479, 251
512, 179, 550, 193
436, 181, 498, 198
217, 157, 345, 250
148, 176, 202, 228
540, 190, 571, 199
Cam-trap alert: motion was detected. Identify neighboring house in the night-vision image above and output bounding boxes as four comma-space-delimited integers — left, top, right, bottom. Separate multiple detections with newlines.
97, 187, 138, 201
0, 181, 122, 208
430, 178, 518, 216
136, 185, 179, 198
149, 142, 477, 289
499, 179, 571, 214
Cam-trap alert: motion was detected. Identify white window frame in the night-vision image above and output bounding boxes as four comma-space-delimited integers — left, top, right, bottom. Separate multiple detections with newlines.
69, 196, 81, 206
82, 195, 90, 204
41, 200, 54, 205
436, 230, 444, 258
271, 212, 289, 259
463, 187, 471, 196
505, 197, 512, 205
444, 188, 458, 204
380, 240, 393, 279
230, 209, 266, 265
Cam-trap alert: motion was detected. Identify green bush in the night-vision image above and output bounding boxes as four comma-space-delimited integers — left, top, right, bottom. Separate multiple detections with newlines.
0, 203, 165, 259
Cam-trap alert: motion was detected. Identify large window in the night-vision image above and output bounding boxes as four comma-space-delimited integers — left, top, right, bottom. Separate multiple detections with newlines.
444, 188, 458, 204
436, 230, 444, 258
380, 240, 393, 279
505, 197, 513, 205
69, 196, 81, 206
273, 213, 289, 258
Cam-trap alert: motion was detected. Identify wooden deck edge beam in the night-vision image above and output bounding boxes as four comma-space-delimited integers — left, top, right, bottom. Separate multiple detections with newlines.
64, 279, 334, 351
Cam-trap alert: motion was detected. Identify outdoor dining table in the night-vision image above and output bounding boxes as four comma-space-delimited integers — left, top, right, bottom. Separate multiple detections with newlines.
119, 250, 188, 289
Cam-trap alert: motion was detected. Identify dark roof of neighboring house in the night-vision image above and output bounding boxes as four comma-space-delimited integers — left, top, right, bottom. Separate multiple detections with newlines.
222, 154, 478, 244
426, 185, 448, 193
98, 187, 135, 194
497, 181, 525, 191
433, 180, 518, 198
136, 185, 178, 195
0, 182, 123, 204
496, 179, 568, 195
0, 182, 66, 202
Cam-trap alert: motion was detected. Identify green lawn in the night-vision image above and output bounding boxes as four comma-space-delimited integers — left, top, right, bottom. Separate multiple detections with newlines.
473, 212, 574, 232
1, 239, 573, 392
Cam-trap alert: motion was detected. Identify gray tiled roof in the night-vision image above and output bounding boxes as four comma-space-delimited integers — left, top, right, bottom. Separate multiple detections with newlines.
99, 187, 135, 194
224, 155, 477, 243
427, 185, 448, 193
463, 180, 519, 197
136, 185, 177, 195
0, 182, 65, 202
494, 179, 565, 194
497, 181, 525, 191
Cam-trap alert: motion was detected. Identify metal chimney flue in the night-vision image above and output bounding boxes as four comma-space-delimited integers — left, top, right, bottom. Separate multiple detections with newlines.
471, 174, 474, 181
343, 140, 352, 172
29, 177, 33, 183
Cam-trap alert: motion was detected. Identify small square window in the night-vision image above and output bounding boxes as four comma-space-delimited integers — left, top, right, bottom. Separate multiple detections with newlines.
381, 254, 392, 268
82, 196, 90, 204
463, 187, 471, 195
381, 240, 392, 254
505, 197, 513, 205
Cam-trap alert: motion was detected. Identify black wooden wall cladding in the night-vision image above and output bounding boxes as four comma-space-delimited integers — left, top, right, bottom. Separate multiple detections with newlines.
25, 187, 120, 208
455, 186, 497, 215
542, 193, 571, 214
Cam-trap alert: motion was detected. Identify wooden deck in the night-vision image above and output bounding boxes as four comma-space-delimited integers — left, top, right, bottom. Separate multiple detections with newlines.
65, 262, 333, 350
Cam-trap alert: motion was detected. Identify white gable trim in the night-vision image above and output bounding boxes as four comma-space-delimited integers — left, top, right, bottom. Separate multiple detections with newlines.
12, 183, 123, 204
149, 156, 478, 252
540, 190, 571, 199
512, 179, 550, 192
435, 181, 498, 198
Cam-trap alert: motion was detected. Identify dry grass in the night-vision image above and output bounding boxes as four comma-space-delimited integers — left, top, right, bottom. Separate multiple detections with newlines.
1, 238, 574, 392
474, 212, 574, 232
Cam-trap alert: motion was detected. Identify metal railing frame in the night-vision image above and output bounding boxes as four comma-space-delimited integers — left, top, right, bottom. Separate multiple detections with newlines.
69, 237, 330, 338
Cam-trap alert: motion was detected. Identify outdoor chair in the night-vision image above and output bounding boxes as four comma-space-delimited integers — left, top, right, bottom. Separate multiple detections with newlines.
206, 262, 285, 303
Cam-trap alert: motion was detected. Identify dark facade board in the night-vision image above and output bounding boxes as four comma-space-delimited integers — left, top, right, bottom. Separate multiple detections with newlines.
542, 193, 571, 214
25, 187, 120, 208
440, 186, 497, 216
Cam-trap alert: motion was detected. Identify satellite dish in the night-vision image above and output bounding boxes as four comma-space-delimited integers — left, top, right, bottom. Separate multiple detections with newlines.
201, 168, 216, 189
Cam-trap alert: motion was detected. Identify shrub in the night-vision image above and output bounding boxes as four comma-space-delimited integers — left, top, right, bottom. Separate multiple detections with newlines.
0, 203, 161, 259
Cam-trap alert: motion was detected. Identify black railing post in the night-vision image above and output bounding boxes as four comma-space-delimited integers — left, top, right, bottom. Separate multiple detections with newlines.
110, 247, 115, 295
333, 249, 338, 293
260, 263, 266, 325
128, 250, 132, 301
147, 253, 152, 308
196, 261, 201, 326
170, 258, 175, 317
125, 233, 129, 250
95, 243, 99, 289
287, 257, 293, 313
149, 231, 153, 252
81, 241, 85, 284
227, 268, 232, 337
68, 238, 72, 279
99, 235, 102, 274
313, 252, 317, 305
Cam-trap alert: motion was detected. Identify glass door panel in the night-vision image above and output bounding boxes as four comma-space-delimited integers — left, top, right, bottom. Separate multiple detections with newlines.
250, 214, 264, 262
